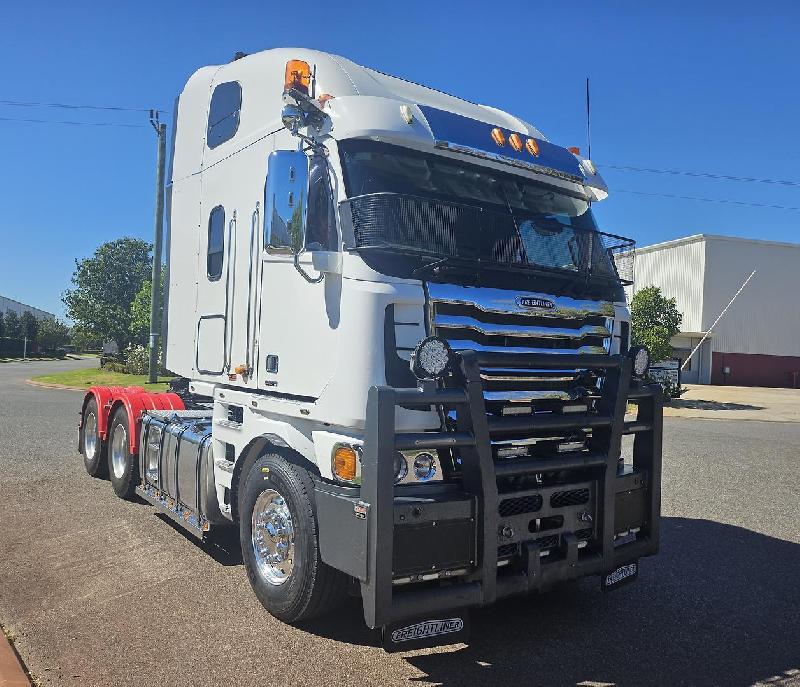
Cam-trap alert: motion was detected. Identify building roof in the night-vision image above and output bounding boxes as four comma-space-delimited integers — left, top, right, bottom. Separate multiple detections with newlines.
633, 233, 800, 256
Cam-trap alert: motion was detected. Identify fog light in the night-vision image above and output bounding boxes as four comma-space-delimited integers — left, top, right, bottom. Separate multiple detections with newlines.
629, 346, 650, 378
413, 452, 437, 481
332, 444, 359, 482
411, 336, 453, 380
394, 451, 408, 483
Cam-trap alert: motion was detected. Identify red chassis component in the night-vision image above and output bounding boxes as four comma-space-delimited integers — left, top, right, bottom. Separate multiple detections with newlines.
80, 386, 185, 455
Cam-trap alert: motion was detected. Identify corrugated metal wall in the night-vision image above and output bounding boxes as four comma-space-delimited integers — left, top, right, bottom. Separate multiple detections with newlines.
630, 237, 706, 332
0, 295, 55, 321
702, 237, 800, 356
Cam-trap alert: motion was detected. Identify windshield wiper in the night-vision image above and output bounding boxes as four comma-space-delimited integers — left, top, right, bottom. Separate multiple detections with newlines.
412, 255, 481, 283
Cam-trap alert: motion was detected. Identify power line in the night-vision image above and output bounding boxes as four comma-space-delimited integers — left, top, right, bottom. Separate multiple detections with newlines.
614, 188, 800, 212
0, 99, 166, 114
0, 115, 148, 128
601, 163, 800, 188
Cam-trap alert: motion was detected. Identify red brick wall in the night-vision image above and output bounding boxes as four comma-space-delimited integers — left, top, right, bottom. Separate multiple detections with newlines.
711, 352, 800, 388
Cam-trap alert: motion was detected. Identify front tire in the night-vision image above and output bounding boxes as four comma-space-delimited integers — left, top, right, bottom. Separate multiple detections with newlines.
107, 406, 139, 499
81, 397, 107, 478
240, 454, 347, 622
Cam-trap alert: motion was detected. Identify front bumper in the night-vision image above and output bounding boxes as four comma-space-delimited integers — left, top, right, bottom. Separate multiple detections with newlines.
315, 351, 663, 628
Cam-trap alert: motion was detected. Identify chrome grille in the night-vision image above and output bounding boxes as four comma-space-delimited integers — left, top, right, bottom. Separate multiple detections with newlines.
428, 283, 614, 405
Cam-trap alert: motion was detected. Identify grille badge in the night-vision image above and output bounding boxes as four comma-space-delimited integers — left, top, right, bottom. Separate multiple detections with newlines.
516, 296, 555, 310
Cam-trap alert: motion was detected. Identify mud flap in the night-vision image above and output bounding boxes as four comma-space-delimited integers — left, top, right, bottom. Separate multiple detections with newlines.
382, 611, 470, 652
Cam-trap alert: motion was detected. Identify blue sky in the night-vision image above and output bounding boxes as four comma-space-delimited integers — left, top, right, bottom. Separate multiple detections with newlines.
1, 1, 798, 317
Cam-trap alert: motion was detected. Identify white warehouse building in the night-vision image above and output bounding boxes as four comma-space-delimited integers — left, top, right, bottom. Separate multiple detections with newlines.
629, 234, 800, 387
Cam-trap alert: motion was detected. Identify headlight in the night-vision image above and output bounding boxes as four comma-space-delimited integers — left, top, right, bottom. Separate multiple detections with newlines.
412, 452, 437, 482
394, 451, 408, 484
629, 346, 650, 378
411, 336, 453, 380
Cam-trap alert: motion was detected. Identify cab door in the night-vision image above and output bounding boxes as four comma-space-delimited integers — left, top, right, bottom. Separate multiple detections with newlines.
256, 149, 341, 398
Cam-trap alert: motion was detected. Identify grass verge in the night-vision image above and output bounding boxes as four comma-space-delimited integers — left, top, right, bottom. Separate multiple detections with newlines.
31, 368, 174, 392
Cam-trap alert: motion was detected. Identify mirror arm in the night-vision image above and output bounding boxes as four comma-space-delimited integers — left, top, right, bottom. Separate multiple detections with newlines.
293, 251, 324, 284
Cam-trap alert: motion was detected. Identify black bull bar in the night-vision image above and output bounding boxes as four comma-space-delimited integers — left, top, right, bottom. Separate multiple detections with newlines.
315, 350, 663, 629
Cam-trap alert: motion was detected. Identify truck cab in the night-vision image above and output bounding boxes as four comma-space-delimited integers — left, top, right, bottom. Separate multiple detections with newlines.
79, 48, 662, 650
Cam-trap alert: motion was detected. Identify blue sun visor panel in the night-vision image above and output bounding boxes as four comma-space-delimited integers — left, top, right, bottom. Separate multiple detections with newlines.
418, 105, 586, 185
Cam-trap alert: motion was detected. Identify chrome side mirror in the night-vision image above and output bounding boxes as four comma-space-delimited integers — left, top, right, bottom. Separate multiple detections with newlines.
264, 150, 309, 254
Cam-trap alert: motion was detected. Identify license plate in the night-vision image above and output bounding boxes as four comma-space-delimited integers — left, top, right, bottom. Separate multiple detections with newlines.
602, 561, 638, 591
382, 612, 470, 652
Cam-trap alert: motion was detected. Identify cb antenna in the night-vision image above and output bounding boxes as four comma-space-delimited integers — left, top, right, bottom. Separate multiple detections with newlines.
585, 77, 591, 159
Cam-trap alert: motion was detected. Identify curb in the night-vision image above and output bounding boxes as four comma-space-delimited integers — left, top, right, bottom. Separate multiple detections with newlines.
0, 628, 31, 687
24, 379, 85, 391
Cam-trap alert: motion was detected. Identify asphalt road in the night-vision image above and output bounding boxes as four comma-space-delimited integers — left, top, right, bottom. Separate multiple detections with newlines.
1, 358, 798, 687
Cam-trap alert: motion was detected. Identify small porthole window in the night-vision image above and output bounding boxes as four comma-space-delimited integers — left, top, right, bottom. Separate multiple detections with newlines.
207, 81, 241, 149
207, 206, 225, 280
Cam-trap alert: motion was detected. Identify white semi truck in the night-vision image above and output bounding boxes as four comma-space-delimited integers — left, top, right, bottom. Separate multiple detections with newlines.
78, 48, 663, 650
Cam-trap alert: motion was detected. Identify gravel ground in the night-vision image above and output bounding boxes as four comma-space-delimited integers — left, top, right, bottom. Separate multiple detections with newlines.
0, 358, 798, 687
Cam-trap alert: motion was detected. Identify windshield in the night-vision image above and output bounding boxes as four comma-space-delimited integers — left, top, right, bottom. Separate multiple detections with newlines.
339, 140, 627, 281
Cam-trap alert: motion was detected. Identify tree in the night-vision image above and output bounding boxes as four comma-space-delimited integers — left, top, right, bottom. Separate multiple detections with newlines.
71, 325, 103, 352
38, 318, 71, 351
4, 310, 22, 340
129, 278, 152, 346
20, 311, 38, 342
630, 286, 683, 363
129, 270, 164, 346
62, 237, 152, 350
0, 311, 4, 339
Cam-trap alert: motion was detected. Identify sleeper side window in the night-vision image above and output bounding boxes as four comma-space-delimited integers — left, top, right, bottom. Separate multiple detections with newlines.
207, 206, 225, 280
207, 81, 242, 149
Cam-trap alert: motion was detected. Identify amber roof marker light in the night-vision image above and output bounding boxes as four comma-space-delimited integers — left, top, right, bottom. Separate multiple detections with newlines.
491, 127, 506, 147
525, 137, 540, 157
508, 132, 523, 152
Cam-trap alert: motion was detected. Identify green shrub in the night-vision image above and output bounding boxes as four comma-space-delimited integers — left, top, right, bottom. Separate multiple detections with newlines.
103, 362, 127, 373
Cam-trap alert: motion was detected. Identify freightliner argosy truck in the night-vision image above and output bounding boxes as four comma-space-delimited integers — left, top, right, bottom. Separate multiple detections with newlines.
78, 48, 662, 651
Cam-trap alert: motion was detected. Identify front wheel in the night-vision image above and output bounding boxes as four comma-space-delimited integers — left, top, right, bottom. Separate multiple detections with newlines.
240, 454, 347, 622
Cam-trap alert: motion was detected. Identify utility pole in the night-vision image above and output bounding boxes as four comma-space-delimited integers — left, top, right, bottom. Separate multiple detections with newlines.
148, 110, 167, 384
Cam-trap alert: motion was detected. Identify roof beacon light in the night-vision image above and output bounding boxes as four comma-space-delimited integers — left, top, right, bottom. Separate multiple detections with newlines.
508, 132, 523, 152
491, 127, 506, 147
284, 59, 312, 95
525, 137, 540, 157
568, 146, 581, 155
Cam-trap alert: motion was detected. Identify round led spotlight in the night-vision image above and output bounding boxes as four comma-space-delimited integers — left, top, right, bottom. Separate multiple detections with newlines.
629, 345, 650, 378
411, 336, 453, 380
413, 452, 437, 482
394, 452, 408, 484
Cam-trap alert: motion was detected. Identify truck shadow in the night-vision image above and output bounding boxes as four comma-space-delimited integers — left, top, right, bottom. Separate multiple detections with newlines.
667, 399, 765, 411
305, 517, 800, 686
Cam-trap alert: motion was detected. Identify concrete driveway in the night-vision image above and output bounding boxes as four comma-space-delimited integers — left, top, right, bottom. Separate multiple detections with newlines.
665, 384, 800, 423
1, 358, 799, 686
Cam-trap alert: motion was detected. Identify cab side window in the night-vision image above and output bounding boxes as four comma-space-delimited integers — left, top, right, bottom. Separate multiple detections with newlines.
207, 82, 241, 149
207, 206, 225, 280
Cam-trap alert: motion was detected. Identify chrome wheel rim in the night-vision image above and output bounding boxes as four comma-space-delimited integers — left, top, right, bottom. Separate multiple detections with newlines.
110, 423, 128, 479
251, 489, 295, 586
84, 411, 98, 459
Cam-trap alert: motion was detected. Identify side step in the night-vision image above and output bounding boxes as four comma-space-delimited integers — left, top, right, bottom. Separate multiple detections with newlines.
136, 483, 209, 540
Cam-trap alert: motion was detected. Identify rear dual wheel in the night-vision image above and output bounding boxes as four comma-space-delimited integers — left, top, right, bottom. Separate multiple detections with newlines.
107, 406, 139, 499
81, 397, 107, 478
